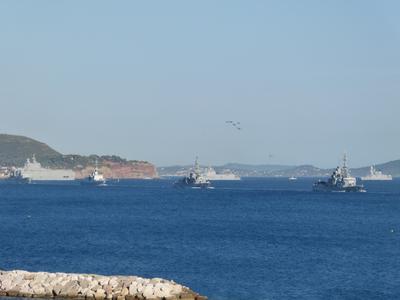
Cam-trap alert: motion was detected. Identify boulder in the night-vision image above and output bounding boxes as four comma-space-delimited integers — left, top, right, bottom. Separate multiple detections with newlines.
94, 288, 106, 300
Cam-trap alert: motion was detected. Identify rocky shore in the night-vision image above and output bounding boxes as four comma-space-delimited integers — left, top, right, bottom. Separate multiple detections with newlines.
0, 270, 206, 300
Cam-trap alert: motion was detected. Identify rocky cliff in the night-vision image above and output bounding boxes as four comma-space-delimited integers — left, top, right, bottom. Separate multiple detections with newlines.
0, 134, 158, 179
75, 160, 158, 179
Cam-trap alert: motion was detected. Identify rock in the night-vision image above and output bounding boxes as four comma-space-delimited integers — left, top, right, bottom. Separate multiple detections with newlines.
6, 290, 20, 297
52, 284, 63, 296
94, 288, 106, 300
120, 287, 129, 296
89, 280, 100, 291
128, 283, 138, 295
24, 274, 35, 280
0, 270, 206, 300
99, 277, 109, 286
142, 285, 155, 299
171, 284, 183, 294
86, 290, 95, 298
60, 280, 81, 297
109, 277, 118, 288
79, 279, 90, 289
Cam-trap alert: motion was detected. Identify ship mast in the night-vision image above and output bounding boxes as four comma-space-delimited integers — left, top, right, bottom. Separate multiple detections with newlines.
194, 156, 201, 175
342, 153, 349, 177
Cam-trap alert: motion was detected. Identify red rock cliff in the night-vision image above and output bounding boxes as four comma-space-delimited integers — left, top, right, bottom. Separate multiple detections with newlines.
74, 160, 158, 179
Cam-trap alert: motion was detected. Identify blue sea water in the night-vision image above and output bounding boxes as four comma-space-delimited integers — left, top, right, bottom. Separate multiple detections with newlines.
1, 178, 400, 300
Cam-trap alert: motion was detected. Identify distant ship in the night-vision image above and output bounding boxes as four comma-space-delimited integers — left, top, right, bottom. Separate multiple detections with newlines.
82, 162, 107, 186
5, 168, 31, 184
288, 176, 297, 181
19, 155, 75, 181
205, 167, 240, 181
361, 166, 392, 181
313, 154, 365, 192
174, 157, 211, 188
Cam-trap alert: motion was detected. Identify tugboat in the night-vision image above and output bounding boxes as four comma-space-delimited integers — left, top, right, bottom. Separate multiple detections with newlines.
174, 157, 211, 189
313, 154, 365, 192
82, 161, 107, 186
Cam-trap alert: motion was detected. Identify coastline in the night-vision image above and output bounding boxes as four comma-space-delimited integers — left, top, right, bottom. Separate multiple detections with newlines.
0, 270, 206, 300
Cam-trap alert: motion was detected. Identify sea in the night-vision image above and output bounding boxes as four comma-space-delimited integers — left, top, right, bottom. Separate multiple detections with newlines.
1, 178, 400, 300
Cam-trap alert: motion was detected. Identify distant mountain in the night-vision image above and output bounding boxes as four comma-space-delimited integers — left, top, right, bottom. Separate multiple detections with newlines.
159, 160, 400, 178
0, 134, 158, 179
157, 163, 295, 177
218, 163, 294, 173
266, 165, 331, 177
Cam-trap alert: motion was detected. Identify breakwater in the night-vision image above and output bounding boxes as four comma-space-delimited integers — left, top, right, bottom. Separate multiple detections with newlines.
0, 270, 206, 300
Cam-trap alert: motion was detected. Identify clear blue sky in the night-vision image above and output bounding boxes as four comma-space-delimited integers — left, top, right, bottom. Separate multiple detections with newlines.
0, 1, 399, 167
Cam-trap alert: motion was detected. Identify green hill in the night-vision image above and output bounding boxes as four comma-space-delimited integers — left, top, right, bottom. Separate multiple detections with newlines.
0, 134, 61, 167
0, 134, 148, 169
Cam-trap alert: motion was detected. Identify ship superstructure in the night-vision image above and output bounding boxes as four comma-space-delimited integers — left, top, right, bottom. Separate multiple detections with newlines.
313, 154, 365, 192
5, 167, 31, 184
20, 155, 75, 181
361, 166, 392, 181
205, 167, 240, 181
82, 161, 106, 186
174, 157, 211, 188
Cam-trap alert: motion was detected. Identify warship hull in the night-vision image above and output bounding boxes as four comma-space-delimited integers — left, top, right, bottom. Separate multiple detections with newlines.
174, 178, 211, 189
313, 154, 366, 193
20, 156, 75, 181
80, 179, 107, 186
361, 166, 392, 181
174, 157, 212, 189
21, 171, 75, 181
206, 174, 240, 181
4, 177, 31, 184
361, 177, 392, 181
313, 181, 366, 192
205, 168, 240, 181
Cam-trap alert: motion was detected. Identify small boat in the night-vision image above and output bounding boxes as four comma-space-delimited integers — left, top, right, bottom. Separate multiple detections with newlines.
288, 176, 297, 181
174, 157, 211, 189
81, 161, 107, 186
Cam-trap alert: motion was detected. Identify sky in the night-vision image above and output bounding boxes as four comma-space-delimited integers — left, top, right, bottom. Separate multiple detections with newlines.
0, 1, 399, 167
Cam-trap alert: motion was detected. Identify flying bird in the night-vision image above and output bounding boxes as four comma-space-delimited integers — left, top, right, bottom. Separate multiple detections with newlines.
225, 120, 242, 130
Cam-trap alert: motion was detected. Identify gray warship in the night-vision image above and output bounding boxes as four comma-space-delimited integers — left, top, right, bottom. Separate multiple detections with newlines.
20, 155, 75, 181
313, 154, 365, 192
5, 168, 31, 184
174, 157, 211, 189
